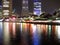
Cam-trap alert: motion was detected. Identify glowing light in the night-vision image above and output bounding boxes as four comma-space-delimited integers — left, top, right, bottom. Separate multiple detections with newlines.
3, 22, 10, 45
0, 22, 3, 43
32, 24, 36, 33
56, 26, 60, 39
3, 12, 9, 15
20, 23, 23, 32
5, 19, 9, 21
3, 5, 9, 7
12, 23, 16, 37
33, 0, 41, 15
3, 10, 9, 12
0, 19, 3, 21
53, 20, 60, 23
48, 25, 52, 37
32, 24, 40, 45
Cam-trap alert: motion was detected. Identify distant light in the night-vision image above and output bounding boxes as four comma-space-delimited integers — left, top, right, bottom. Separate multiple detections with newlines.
12, 17, 16, 20
3, 13, 9, 15
3, 10, 9, 12
3, 5, 9, 7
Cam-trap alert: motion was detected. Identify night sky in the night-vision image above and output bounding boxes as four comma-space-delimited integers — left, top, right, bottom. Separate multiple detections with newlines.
13, 0, 60, 15
41, 0, 60, 14
0, 0, 2, 5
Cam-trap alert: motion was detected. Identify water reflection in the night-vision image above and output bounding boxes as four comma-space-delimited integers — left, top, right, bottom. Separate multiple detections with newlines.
0, 22, 60, 45
56, 25, 60, 41
0, 22, 3, 45
32, 24, 41, 45
3, 22, 10, 45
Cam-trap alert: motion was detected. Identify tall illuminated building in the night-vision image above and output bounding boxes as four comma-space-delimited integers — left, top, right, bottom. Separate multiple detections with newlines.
2, 0, 12, 18
21, 0, 29, 17
0, 5, 2, 18
33, 0, 41, 16
0, 0, 2, 18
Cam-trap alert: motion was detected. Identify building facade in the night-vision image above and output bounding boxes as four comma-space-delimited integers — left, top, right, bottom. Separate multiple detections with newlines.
33, 0, 41, 16
21, 0, 29, 17
2, 0, 12, 18
0, 5, 2, 18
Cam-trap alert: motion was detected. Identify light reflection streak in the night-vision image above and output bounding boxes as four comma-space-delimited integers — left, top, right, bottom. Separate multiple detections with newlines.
3, 22, 10, 45
48, 25, 52, 37
29, 24, 33, 36
9, 22, 13, 36
20, 23, 23, 32
52, 25, 56, 38
12, 22, 16, 38
0, 22, 3, 45
40, 25, 48, 35
32, 24, 40, 45
36, 24, 42, 43
56, 25, 60, 40
21, 23, 28, 45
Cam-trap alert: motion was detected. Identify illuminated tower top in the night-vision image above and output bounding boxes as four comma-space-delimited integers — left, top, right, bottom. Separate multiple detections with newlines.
21, 0, 29, 17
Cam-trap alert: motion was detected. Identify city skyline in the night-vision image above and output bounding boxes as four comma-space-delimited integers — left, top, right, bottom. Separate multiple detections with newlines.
0, 0, 60, 15
13, 0, 60, 15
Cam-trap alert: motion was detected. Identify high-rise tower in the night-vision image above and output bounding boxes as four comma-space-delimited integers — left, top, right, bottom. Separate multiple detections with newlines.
0, 5, 2, 18
33, 0, 41, 16
21, 0, 29, 17
2, 0, 12, 18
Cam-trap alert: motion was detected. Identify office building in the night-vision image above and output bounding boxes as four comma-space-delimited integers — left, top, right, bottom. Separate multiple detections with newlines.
2, 0, 12, 18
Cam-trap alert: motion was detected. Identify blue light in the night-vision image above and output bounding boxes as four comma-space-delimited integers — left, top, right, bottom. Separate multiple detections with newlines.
33, 33, 39, 45
33, 0, 41, 15
32, 25, 41, 45
34, 10, 41, 15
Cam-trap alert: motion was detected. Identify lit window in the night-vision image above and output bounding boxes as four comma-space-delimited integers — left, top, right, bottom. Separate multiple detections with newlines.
3, 10, 9, 12
3, 13, 9, 15
3, 5, 9, 7
3, 1, 9, 4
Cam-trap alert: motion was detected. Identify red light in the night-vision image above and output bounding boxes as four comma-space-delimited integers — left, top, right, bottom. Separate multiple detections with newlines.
12, 17, 16, 19
10, 16, 16, 21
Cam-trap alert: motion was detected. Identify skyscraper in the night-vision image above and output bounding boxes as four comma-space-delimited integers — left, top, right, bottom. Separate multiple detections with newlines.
0, 5, 2, 18
2, 0, 12, 18
33, 0, 41, 16
21, 0, 29, 17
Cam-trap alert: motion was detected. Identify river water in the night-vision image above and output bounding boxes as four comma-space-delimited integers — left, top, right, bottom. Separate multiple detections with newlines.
0, 22, 60, 45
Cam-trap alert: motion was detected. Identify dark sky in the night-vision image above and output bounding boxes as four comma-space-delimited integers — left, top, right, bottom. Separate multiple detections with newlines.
0, 0, 2, 5
41, 0, 60, 14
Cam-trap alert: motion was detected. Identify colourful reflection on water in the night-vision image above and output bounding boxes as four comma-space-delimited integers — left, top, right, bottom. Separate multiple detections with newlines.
48, 25, 52, 37
0, 22, 3, 45
0, 22, 60, 45
3, 22, 10, 45
12, 22, 16, 38
32, 24, 41, 45
56, 25, 60, 41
